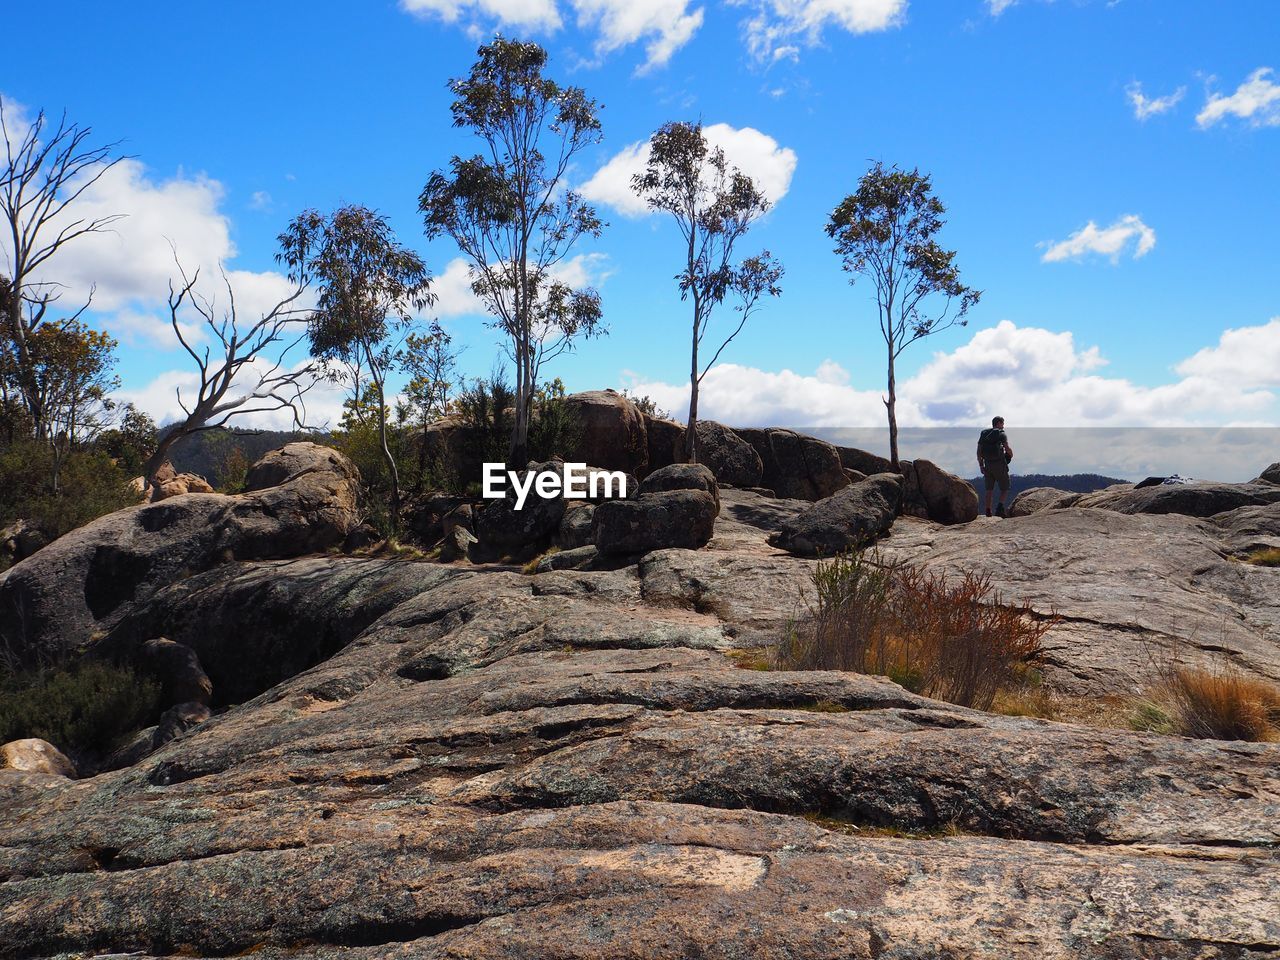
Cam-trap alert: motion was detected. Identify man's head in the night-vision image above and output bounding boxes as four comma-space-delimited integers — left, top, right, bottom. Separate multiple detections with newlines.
992, 416, 1005, 428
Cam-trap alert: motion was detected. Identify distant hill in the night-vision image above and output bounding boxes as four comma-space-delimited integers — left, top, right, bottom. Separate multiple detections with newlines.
965, 472, 1128, 499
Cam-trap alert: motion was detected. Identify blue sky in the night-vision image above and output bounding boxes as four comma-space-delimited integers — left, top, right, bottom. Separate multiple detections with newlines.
3, 0, 1279, 441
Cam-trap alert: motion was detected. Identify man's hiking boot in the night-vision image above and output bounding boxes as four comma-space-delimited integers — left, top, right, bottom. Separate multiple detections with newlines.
996, 503, 1006, 518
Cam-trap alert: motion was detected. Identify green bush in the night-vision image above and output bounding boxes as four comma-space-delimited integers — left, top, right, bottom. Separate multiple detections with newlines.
0, 661, 162, 757
0, 442, 140, 541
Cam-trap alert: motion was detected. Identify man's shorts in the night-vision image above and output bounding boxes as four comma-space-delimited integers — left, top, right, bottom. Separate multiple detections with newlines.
983, 460, 1010, 493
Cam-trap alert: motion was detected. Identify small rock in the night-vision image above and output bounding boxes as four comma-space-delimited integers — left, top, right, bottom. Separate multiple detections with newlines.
556, 503, 596, 549
153, 702, 212, 749
343, 524, 382, 552
537, 545, 599, 572
440, 526, 478, 563
0, 739, 77, 779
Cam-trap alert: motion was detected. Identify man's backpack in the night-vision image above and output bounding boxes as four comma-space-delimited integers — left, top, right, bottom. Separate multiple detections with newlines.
978, 427, 1005, 460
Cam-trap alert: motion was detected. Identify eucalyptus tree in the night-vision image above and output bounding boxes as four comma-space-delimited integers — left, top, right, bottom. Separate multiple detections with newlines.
632, 121, 780, 463
826, 163, 980, 469
420, 37, 605, 464
279, 206, 434, 530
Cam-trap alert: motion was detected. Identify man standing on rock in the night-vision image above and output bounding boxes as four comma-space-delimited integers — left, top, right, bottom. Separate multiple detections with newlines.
977, 416, 1013, 518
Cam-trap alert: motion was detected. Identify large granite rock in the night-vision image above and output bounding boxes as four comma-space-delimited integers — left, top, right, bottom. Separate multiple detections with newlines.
1075, 479, 1280, 517
900, 457, 979, 525
770, 473, 902, 557
594, 490, 719, 556
1257, 461, 1280, 485
737, 428, 850, 501
0, 442, 360, 669
564, 390, 649, 476
694, 420, 763, 487
643, 414, 686, 474
1009, 486, 1082, 516
835, 444, 892, 476
152, 472, 215, 500
473, 459, 569, 554
639, 462, 721, 511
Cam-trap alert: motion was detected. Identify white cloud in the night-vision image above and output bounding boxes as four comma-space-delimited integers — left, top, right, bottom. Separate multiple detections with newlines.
1040, 214, 1156, 264
249, 190, 273, 211
622, 318, 1280, 432
1175, 317, 1280, 388
1197, 67, 1280, 129
399, 0, 561, 30
432, 258, 488, 318
581, 122, 797, 216
573, 0, 704, 71
735, 0, 906, 61
1126, 82, 1185, 120
987, 0, 1017, 14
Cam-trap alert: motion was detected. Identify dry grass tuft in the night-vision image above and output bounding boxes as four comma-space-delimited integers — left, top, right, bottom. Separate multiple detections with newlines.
775, 549, 1052, 711
1243, 547, 1280, 567
1146, 666, 1280, 742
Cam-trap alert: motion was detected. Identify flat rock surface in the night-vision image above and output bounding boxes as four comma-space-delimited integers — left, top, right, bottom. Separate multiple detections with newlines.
3, 490, 1280, 958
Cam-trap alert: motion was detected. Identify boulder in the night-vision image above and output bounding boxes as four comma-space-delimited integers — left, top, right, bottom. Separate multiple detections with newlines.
643, 415, 686, 474
474, 459, 569, 553
736, 428, 849, 501
141, 638, 213, 707
153, 473, 215, 501
1256, 461, 1280, 485
152, 702, 211, 749
639, 463, 721, 514
1075, 480, 1280, 517
0, 442, 361, 668
769, 473, 902, 557
693, 421, 763, 488
342, 523, 382, 552
555, 502, 596, 549
439, 526, 478, 564
902, 458, 979, 525
836, 445, 893, 476
0, 739, 77, 779
151, 460, 177, 484
563, 390, 649, 475
1009, 487, 1082, 517
594, 490, 719, 556
842, 468, 867, 485
536, 545, 599, 572
578, 466, 638, 503
0, 519, 50, 565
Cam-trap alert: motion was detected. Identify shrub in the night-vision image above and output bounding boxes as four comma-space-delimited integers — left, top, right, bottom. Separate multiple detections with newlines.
0, 442, 140, 541
0, 661, 162, 757
1151, 666, 1280, 742
776, 549, 1051, 711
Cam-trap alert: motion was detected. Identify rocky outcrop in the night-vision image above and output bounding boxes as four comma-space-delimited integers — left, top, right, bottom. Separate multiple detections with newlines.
770, 473, 902, 556
0, 519, 49, 566
737, 428, 850, 501
1009, 486, 1082, 516
900, 457, 979, 525
694, 420, 764, 487
1075, 479, 1280, 517
0, 738, 76, 779
564, 390, 649, 475
0, 442, 361, 669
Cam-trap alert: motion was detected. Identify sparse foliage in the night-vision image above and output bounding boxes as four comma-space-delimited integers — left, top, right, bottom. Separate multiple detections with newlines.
826, 163, 980, 468
1, 104, 127, 439
632, 121, 780, 462
279, 205, 434, 532
421, 36, 606, 464
776, 548, 1050, 711
145, 253, 317, 485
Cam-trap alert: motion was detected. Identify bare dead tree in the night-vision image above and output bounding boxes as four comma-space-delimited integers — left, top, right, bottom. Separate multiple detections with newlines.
143, 258, 317, 484
1, 103, 127, 438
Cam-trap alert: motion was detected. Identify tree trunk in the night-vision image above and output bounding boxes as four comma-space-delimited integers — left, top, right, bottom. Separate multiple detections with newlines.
684, 309, 700, 464
372, 368, 400, 536
142, 430, 183, 494
509, 336, 529, 466
885, 347, 900, 471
